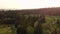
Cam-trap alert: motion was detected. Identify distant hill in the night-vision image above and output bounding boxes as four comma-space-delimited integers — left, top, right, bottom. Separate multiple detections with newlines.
19, 7, 60, 16
0, 7, 60, 16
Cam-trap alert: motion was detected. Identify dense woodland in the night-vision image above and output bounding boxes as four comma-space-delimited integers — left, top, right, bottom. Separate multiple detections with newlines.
0, 9, 60, 34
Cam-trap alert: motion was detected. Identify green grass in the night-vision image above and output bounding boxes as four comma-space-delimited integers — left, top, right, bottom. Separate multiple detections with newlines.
0, 25, 15, 34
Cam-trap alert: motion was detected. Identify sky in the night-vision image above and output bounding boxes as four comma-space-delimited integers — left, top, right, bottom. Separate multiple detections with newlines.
0, 0, 60, 10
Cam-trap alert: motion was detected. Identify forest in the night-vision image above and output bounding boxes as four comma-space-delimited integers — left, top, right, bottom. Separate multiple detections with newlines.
0, 10, 60, 34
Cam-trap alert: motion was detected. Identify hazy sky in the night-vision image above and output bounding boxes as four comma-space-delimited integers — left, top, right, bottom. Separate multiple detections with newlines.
0, 0, 60, 10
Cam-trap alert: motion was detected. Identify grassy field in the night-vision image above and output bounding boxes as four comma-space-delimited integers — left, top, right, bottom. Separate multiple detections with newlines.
0, 25, 15, 34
